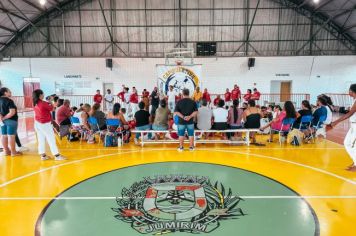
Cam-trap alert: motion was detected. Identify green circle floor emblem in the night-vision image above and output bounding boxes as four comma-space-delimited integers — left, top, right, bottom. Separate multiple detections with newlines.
36, 162, 319, 236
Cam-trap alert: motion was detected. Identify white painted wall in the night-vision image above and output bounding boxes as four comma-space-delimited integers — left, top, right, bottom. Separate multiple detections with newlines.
0, 56, 355, 101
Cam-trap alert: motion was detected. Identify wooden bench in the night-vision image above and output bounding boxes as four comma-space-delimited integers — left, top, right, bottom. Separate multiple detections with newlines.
131, 129, 260, 147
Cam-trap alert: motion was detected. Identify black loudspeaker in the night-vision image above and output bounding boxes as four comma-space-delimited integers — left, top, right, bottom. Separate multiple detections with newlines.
248, 58, 255, 68
106, 58, 113, 69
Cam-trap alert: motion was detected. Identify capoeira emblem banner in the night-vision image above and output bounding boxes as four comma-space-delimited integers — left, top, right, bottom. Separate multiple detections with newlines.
156, 65, 202, 96
112, 175, 244, 234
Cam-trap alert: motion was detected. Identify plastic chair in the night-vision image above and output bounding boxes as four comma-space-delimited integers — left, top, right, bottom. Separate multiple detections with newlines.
106, 118, 121, 129
70, 116, 80, 125
105, 119, 122, 146
312, 115, 327, 141
87, 117, 105, 143
298, 115, 313, 131
313, 115, 327, 130
271, 118, 295, 146
70, 116, 84, 142
173, 115, 179, 125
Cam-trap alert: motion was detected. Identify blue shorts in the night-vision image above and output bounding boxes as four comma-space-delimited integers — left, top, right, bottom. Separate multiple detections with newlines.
1, 119, 18, 135
177, 124, 194, 137
152, 125, 168, 131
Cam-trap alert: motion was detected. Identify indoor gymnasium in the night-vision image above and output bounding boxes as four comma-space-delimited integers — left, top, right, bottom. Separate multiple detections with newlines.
0, 0, 356, 235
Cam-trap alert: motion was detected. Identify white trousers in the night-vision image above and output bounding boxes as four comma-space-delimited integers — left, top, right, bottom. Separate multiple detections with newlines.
35, 121, 59, 155
168, 101, 175, 113
130, 103, 138, 115
344, 123, 356, 164
106, 102, 113, 112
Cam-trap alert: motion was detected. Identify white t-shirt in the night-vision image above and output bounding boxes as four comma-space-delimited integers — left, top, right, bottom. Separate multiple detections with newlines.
72, 111, 82, 125
213, 107, 228, 123
325, 106, 332, 125
167, 90, 177, 102
350, 99, 356, 123
105, 93, 114, 103
124, 93, 130, 103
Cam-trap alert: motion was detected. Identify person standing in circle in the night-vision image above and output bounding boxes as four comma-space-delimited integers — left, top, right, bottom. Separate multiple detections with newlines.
33, 89, 66, 161
231, 84, 241, 101
202, 88, 211, 107
0, 87, 22, 156
104, 89, 114, 112
93, 90, 103, 105
330, 84, 356, 171
150, 87, 160, 116
130, 87, 139, 115
174, 88, 198, 152
167, 85, 177, 112
193, 87, 203, 108
117, 86, 126, 106
225, 88, 232, 108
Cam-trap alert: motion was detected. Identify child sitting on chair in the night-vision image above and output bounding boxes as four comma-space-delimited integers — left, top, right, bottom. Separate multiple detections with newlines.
260, 101, 297, 143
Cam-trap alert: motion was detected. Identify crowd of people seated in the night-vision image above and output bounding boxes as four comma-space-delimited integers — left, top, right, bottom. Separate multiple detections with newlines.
0, 84, 335, 159
46, 85, 333, 148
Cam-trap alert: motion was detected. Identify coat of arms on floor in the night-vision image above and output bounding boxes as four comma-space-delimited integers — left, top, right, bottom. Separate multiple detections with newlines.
112, 175, 245, 234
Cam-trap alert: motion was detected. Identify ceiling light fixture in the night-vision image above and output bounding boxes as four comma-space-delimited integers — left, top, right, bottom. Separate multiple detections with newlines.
39, 0, 46, 6
313, 0, 320, 4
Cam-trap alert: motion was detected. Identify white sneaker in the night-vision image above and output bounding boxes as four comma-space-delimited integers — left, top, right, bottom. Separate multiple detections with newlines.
18, 146, 29, 152
41, 155, 50, 161
54, 155, 67, 161
177, 146, 184, 152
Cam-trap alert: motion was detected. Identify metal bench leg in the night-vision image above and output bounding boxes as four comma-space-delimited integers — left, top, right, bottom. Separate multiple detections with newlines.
246, 131, 250, 146
141, 131, 144, 147
193, 132, 196, 147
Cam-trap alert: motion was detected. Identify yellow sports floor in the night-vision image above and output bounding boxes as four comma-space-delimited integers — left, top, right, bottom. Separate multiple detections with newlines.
0, 138, 355, 236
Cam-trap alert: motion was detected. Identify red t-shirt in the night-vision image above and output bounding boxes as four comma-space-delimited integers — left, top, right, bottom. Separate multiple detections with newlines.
117, 91, 125, 101
202, 92, 211, 102
252, 91, 261, 100
34, 100, 53, 123
143, 91, 150, 97
243, 93, 251, 101
231, 88, 241, 100
93, 94, 102, 103
176, 94, 182, 102
224, 92, 231, 102
129, 93, 139, 103
56, 105, 71, 124
213, 97, 220, 106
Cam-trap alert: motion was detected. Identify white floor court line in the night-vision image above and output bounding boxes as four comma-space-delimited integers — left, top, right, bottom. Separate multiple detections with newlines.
60, 147, 345, 151
214, 149, 356, 186
0, 149, 144, 188
0, 196, 355, 200
1, 148, 355, 191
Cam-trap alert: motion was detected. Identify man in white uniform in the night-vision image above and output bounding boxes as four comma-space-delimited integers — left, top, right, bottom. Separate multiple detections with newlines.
166, 85, 177, 112
331, 84, 356, 172
104, 89, 114, 112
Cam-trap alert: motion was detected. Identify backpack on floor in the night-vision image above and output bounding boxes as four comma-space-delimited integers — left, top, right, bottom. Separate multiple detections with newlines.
104, 132, 119, 147
287, 129, 303, 146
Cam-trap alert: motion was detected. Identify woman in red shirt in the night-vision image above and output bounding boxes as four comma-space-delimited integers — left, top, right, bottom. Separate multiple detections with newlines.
130, 87, 139, 116
243, 89, 252, 102
33, 89, 66, 161
224, 88, 232, 107
202, 88, 211, 104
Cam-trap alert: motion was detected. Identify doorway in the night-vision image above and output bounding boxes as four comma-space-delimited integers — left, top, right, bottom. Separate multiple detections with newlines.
280, 81, 291, 102
23, 78, 40, 108
103, 83, 114, 94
